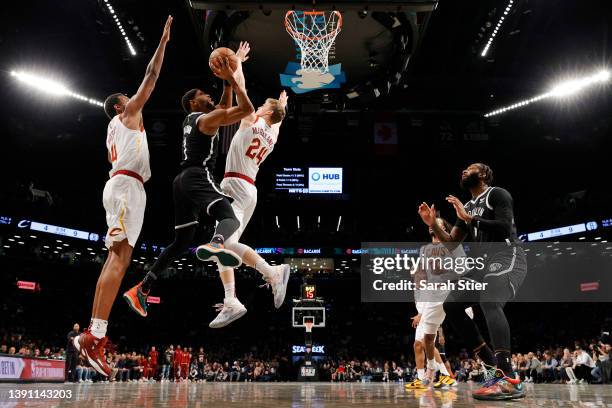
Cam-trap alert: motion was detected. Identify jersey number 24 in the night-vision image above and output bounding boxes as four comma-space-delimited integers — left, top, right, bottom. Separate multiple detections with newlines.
245, 138, 268, 165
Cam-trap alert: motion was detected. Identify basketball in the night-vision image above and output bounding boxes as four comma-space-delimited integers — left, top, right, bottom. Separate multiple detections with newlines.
209, 47, 239, 72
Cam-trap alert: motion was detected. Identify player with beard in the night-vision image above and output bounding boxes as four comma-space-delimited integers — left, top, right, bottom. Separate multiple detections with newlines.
418, 163, 527, 400
122, 44, 254, 316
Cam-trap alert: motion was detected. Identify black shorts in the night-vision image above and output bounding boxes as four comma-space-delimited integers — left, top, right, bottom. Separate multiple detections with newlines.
172, 166, 232, 229
448, 246, 527, 304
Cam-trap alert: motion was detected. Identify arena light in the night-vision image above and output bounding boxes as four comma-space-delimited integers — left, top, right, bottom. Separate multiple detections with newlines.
103, 0, 136, 56
10, 71, 104, 107
481, 0, 513, 57
484, 69, 610, 117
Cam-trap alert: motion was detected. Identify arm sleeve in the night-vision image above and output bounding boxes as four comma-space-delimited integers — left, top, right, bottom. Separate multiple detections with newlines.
454, 218, 468, 232
470, 187, 514, 236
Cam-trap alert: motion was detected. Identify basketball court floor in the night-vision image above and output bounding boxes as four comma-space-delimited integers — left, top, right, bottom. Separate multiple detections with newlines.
1, 382, 611, 407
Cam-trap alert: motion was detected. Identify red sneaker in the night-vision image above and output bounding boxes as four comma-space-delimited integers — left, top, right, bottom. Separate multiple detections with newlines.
73, 330, 111, 377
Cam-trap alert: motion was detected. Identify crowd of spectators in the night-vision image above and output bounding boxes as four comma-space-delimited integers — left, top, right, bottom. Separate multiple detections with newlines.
2, 324, 611, 385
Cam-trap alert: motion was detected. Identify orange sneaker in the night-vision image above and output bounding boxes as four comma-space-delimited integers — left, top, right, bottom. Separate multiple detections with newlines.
123, 283, 149, 317
472, 369, 525, 400
73, 330, 111, 377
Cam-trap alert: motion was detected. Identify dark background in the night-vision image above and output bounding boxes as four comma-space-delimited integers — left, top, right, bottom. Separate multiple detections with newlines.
1, 0, 611, 359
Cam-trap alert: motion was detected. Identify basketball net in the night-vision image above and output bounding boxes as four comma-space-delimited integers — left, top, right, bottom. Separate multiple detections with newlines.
304, 321, 314, 333
285, 10, 342, 74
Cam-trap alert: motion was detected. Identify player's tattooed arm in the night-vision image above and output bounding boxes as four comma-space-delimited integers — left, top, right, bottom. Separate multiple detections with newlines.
199, 57, 254, 133
124, 15, 173, 121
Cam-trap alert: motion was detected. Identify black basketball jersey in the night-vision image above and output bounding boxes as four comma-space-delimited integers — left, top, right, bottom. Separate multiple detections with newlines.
455, 186, 518, 243
180, 112, 219, 172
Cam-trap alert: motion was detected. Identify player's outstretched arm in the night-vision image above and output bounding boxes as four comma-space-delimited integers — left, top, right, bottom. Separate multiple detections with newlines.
124, 15, 172, 118
199, 58, 254, 133
271, 90, 289, 133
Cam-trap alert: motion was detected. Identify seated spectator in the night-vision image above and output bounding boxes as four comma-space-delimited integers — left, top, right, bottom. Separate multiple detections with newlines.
573, 345, 595, 384
540, 351, 559, 383
589, 343, 608, 384
230, 361, 242, 382
525, 352, 541, 383
557, 348, 573, 383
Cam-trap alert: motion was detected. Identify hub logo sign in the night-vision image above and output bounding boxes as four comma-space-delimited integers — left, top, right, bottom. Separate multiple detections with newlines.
308, 168, 343, 194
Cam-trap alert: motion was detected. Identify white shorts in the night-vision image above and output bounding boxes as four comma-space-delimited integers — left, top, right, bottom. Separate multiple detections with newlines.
415, 302, 445, 341
220, 177, 257, 242
102, 175, 146, 248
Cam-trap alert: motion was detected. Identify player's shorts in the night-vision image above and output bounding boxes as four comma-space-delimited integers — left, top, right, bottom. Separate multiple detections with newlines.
448, 245, 527, 304
220, 176, 257, 242
415, 302, 445, 341
172, 166, 232, 229
102, 174, 146, 248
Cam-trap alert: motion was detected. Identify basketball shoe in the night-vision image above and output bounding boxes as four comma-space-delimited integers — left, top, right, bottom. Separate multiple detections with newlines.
405, 378, 430, 389
209, 297, 247, 328
196, 242, 241, 267
123, 282, 148, 317
433, 374, 457, 388
472, 368, 525, 400
260, 264, 290, 308
73, 330, 111, 377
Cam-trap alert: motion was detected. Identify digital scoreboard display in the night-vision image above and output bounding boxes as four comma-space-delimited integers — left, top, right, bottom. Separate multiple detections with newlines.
275, 167, 343, 194
302, 284, 316, 300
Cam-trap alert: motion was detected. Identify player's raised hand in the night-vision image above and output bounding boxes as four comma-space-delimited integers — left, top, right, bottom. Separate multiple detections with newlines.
161, 15, 173, 44
417, 202, 436, 227
211, 57, 233, 81
278, 90, 288, 108
236, 41, 251, 63
446, 195, 471, 222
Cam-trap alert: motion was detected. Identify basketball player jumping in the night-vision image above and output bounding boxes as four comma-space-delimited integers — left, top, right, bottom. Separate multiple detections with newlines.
405, 217, 460, 390
72, 16, 173, 377
418, 163, 527, 400
203, 89, 291, 328
123, 45, 254, 317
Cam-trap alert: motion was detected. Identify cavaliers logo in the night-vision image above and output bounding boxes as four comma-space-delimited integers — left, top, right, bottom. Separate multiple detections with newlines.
489, 262, 503, 272
108, 227, 123, 237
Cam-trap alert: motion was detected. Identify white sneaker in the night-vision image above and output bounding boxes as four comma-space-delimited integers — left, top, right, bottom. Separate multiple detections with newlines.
209, 298, 247, 328
567, 379, 576, 384
578, 379, 585, 384
262, 265, 290, 308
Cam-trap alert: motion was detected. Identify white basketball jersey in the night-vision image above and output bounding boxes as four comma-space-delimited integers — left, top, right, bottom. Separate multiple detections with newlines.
225, 117, 278, 181
106, 115, 151, 182
415, 243, 466, 306
420, 243, 466, 284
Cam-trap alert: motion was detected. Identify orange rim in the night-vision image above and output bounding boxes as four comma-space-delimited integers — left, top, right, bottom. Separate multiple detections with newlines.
284, 10, 342, 42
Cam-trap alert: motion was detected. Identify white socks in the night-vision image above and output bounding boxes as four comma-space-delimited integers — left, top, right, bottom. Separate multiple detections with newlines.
255, 258, 274, 278
438, 361, 450, 376
223, 282, 236, 299
427, 358, 437, 370
90, 318, 108, 339
417, 368, 426, 380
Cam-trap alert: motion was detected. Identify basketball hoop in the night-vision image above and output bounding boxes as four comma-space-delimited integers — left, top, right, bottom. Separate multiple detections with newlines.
285, 10, 343, 74
304, 321, 314, 333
